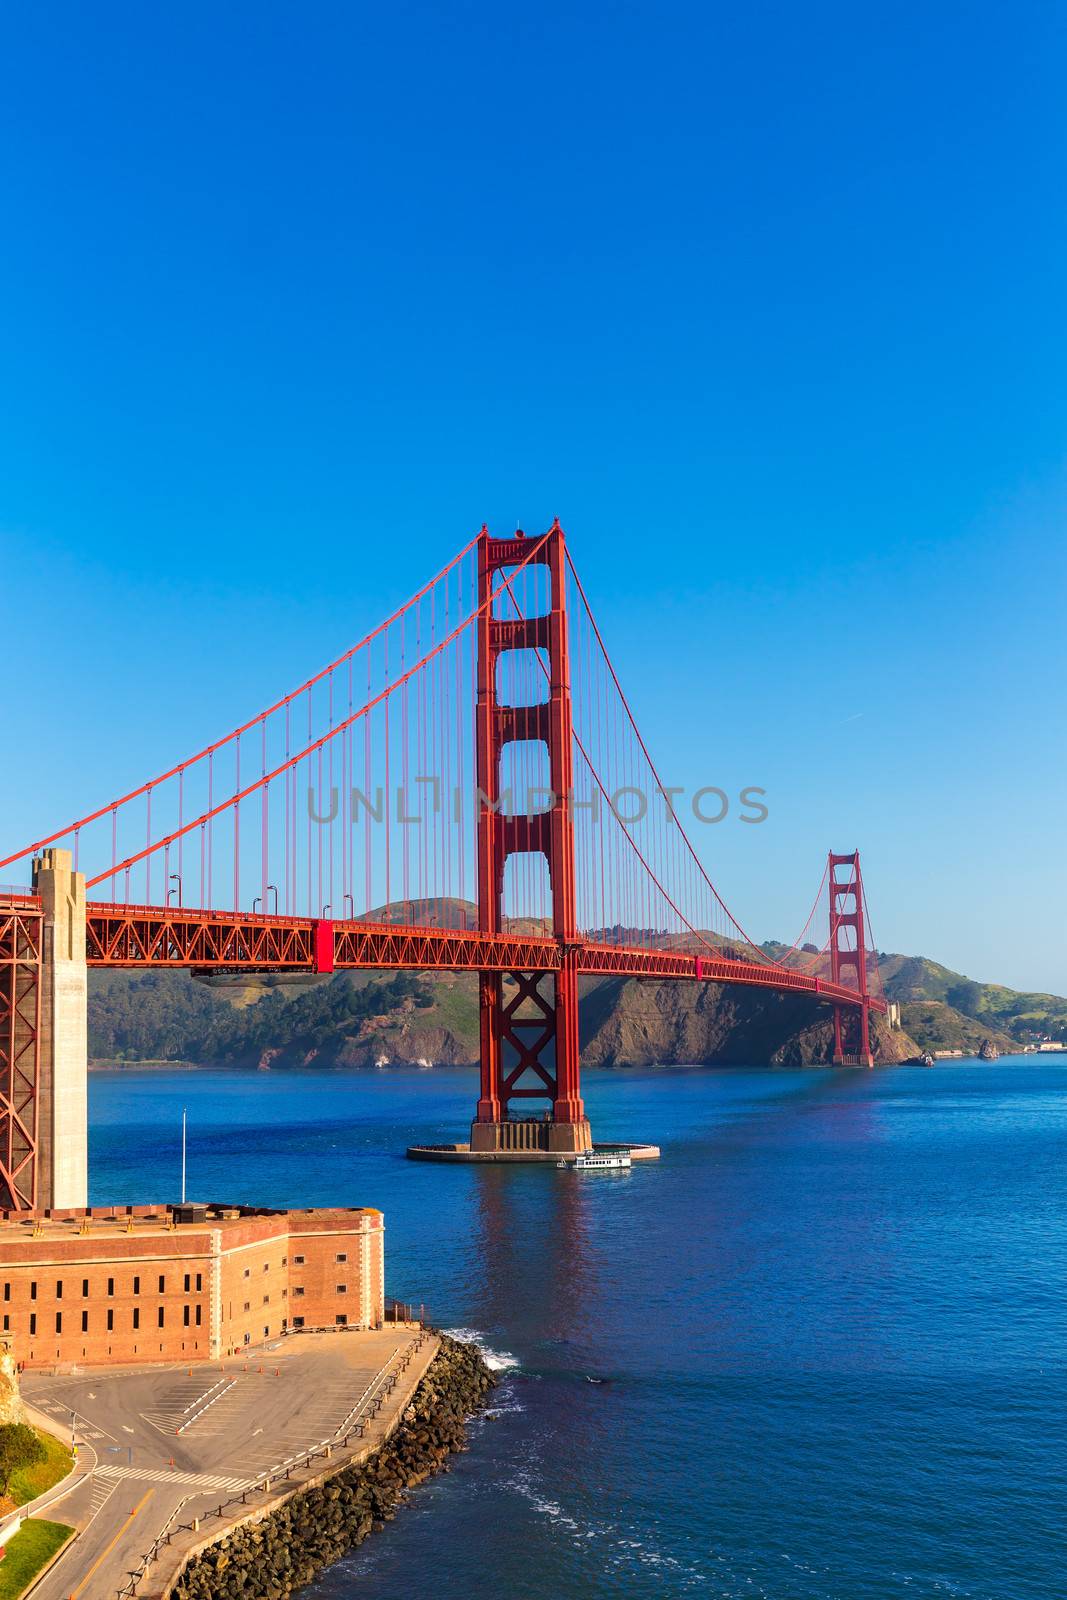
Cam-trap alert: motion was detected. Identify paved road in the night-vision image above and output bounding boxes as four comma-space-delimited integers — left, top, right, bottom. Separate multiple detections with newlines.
21, 1329, 417, 1600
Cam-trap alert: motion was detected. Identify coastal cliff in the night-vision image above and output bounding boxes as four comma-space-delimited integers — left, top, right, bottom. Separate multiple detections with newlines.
577, 976, 917, 1066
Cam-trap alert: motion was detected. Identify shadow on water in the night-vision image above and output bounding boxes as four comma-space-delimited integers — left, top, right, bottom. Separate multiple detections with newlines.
465, 1161, 601, 1364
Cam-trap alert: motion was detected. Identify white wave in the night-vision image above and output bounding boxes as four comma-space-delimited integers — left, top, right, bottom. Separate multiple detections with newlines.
443, 1325, 521, 1373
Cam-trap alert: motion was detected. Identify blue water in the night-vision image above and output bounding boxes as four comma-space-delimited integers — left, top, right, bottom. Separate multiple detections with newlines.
89, 1061, 1067, 1599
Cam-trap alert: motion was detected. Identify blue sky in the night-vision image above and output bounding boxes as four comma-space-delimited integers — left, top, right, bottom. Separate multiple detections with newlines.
2, 1, 1064, 992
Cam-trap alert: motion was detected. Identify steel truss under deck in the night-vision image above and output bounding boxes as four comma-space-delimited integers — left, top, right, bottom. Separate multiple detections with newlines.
82, 901, 883, 1015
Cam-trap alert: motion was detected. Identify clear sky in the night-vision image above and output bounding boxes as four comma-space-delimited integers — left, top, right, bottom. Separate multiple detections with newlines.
1, 2, 1064, 993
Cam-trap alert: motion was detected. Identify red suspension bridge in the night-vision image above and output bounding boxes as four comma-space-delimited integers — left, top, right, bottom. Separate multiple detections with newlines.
0, 522, 884, 1204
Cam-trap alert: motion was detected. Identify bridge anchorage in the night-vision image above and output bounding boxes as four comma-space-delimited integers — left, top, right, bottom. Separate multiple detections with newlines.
0, 518, 885, 1200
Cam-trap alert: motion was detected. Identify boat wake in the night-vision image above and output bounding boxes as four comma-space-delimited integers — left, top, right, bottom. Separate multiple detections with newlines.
504, 1464, 713, 1592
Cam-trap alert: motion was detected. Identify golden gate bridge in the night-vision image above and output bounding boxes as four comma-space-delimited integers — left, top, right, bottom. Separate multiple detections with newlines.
0, 521, 884, 1209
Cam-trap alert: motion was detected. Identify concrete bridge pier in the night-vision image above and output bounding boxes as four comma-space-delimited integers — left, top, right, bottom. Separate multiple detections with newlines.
469, 1113, 594, 1157
32, 848, 88, 1211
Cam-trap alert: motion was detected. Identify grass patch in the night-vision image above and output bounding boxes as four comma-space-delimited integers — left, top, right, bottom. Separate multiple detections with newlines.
426, 978, 479, 1037
9, 1430, 73, 1508
0, 1518, 73, 1599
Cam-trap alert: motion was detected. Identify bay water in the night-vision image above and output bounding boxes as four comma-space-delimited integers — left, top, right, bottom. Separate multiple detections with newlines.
89, 1060, 1066, 1599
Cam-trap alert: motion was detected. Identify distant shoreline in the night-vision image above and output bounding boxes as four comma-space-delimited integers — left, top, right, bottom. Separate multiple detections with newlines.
88, 1053, 1059, 1074
90, 1058, 238, 1072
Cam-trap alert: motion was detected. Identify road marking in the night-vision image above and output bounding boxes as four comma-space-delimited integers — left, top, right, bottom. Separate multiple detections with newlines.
141, 1376, 238, 1435
97, 1464, 250, 1492
176, 1376, 238, 1433
72, 1416, 120, 1444
69, 1485, 154, 1598
88, 1475, 120, 1518
122, 1425, 134, 1434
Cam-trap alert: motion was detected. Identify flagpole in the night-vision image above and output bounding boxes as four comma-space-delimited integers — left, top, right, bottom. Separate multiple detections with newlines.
181, 1107, 187, 1205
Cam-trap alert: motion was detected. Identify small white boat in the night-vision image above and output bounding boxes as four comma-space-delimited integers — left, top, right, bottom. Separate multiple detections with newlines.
568, 1149, 632, 1171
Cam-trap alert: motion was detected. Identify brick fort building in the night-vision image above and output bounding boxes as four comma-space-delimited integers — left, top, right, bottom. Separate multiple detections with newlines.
0, 1203, 385, 1368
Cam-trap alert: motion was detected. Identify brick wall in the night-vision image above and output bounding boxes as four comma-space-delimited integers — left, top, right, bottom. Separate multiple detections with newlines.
0, 1206, 385, 1367
217, 1220, 291, 1354
286, 1211, 384, 1333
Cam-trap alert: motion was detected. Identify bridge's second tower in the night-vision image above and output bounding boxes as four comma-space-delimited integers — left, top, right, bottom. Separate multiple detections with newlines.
471, 522, 592, 1155
828, 849, 874, 1068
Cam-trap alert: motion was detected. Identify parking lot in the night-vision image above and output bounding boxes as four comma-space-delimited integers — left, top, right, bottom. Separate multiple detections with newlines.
20, 1327, 435, 1599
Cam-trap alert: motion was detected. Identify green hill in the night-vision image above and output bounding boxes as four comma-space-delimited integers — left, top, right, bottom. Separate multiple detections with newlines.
89, 967, 479, 1069
877, 955, 1067, 1045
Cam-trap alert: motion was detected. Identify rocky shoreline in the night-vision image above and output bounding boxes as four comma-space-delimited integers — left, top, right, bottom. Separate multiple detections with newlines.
170, 1335, 496, 1600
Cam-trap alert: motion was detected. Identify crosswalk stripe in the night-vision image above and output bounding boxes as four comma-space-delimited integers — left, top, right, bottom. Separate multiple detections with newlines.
88, 1476, 119, 1516
96, 1464, 249, 1492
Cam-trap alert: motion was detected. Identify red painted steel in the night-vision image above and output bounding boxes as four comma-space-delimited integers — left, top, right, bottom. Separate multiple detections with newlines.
829, 850, 874, 1065
85, 903, 318, 968
80, 901, 885, 1013
0, 901, 42, 1211
473, 523, 586, 1130
313, 919, 336, 974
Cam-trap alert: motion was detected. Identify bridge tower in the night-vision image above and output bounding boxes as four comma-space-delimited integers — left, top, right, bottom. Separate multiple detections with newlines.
0, 849, 88, 1212
471, 522, 592, 1155
828, 849, 874, 1068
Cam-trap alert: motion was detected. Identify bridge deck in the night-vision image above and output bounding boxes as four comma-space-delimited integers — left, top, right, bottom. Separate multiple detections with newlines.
81, 901, 883, 1012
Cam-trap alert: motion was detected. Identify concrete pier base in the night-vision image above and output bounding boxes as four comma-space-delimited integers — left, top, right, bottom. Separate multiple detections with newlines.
468, 1116, 593, 1156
